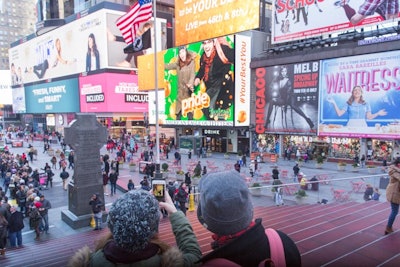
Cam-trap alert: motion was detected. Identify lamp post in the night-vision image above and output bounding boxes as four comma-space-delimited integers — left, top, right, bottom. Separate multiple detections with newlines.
152, 0, 162, 178
0, 104, 4, 131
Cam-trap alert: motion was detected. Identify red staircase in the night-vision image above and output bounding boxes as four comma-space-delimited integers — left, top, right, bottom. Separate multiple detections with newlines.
1, 201, 399, 267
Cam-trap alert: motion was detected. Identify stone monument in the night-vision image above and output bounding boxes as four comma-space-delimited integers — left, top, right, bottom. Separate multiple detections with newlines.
61, 113, 107, 229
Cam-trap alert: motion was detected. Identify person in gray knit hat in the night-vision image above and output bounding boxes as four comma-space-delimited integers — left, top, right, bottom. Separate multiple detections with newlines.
197, 170, 301, 267
68, 190, 201, 267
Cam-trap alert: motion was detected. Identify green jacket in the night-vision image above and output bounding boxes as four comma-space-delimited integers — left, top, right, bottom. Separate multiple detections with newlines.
69, 211, 201, 267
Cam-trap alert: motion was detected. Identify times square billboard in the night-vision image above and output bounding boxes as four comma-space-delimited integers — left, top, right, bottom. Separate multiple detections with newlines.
162, 34, 251, 127
254, 61, 319, 135
174, 0, 259, 46
8, 6, 166, 87
319, 50, 400, 139
272, 0, 400, 44
254, 51, 400, 139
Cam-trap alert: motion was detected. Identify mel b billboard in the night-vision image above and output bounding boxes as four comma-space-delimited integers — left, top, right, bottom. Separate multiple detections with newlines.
319, 50, 400, 139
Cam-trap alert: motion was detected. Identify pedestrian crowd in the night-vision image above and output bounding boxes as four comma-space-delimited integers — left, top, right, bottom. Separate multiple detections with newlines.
0, 139, 56, 258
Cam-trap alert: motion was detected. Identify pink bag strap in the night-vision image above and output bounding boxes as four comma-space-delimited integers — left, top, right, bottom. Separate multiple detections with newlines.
259, 228, 286, 267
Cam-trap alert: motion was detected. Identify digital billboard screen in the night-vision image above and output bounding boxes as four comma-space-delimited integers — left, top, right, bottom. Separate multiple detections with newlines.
272, 0, 400, 44
254, 61, 320, 135
319, 50, 400, 139
163, 35, 236, 127
174, 0, 259, 46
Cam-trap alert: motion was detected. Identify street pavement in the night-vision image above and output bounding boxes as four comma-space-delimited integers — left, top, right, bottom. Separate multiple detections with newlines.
1, 139, 388, 246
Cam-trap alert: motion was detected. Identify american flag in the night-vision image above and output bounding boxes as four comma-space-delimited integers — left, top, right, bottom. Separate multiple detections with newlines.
116, 0, 153, 45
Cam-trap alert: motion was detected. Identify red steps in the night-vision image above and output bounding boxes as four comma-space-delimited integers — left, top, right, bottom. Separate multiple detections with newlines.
1, 202, 398, 267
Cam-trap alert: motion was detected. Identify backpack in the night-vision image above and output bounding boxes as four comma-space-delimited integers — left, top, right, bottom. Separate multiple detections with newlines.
202, 228, 287, 267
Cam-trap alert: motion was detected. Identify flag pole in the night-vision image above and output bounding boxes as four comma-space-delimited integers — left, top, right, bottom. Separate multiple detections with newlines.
152, 0, 162, 177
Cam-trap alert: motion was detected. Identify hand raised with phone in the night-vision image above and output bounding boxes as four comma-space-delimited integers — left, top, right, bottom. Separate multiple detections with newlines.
158, 187, 178, 215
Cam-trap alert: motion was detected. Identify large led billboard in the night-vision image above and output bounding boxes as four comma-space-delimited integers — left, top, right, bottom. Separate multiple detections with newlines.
79, 72, 148, 113
106, 12, 167, 69
272, 0, 400, 44
9, 7, 168, 87
0, 70, 12, 105
9, 9, 109, 85
163, 35, 250, 127
319, 50, 400, 139
12, 86, 26, 114
24, 78, 80, 114
174, 0, 259, 46
254, 61, 319, 135
148, 90, 166, 125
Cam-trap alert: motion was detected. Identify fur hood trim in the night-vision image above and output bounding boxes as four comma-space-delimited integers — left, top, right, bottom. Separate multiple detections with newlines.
67, 245, 91, 267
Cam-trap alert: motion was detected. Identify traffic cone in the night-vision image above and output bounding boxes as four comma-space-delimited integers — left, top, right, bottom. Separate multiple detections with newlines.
188, 194, 195, 212
90, 215, 96, 228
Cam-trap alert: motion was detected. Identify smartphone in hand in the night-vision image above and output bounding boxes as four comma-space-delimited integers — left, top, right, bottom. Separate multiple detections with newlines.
152, 179, 166, 201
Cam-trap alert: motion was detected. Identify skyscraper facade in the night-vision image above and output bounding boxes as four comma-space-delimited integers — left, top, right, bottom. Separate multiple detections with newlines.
0, 0, 36, 69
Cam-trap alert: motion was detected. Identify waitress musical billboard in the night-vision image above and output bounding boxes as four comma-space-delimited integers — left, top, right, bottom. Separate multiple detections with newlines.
319, 50, 400, 139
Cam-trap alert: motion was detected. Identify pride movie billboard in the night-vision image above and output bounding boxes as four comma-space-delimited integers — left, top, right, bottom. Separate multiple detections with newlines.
79, 72, 148, 113
163, 35, 251, 127
254, 61, 319, 135
319, 50, 400, 139
174, 0, 259, 46
272, 0, 400, 44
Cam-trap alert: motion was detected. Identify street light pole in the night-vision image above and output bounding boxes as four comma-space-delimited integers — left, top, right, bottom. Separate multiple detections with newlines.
152, 0, 162, 178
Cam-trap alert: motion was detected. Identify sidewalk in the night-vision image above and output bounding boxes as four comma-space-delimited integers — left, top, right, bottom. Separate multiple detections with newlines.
2, 140, 387, 243
114, 147, 388, 206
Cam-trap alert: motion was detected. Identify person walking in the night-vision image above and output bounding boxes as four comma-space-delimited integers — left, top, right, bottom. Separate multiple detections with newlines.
89, 193, 104, 231
16, 184, 27, 216
68, 151, 74, 169
2, 172, 11, 196
38, 195, 51, 234
109, 168, 118, 197
293, 162, 300, 182
272, 168, 284, 206
60, 168, 70, 191
0, 212, 8, 256
249, 160, 255, 178
234, 160, 241, 173
241, 154, 247, 167
50, 156, 57, 169
7, 205, 24, 249
360, 154, 366, 168
384, 158, 400, 235
175, 182, 188, 216
29, 200, 42, 241
102, 155, 110, 196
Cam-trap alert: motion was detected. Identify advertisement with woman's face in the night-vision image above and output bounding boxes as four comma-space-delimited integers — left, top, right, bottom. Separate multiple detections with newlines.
163, 35, 236, 127
9, 10, 108, 86
253, 62, 319, 135
319, 50, 400, 138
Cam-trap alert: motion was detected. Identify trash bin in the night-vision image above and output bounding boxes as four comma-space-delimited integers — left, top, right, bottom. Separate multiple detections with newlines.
310, 176, 319, 191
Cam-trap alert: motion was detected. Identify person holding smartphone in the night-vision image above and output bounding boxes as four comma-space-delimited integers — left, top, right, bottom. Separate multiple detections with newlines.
152, 179, 166, 202
69, 190, 201, 266
152, 179, 168, 217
